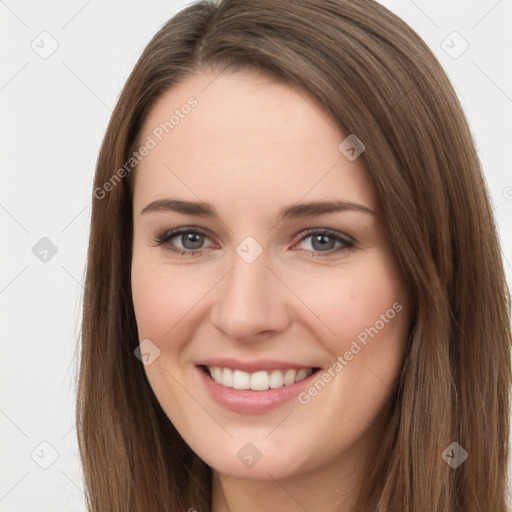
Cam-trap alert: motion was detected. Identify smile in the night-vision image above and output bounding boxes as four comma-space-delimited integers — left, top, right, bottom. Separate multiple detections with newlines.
197, 359, 323, 414
205, 366, 315, 391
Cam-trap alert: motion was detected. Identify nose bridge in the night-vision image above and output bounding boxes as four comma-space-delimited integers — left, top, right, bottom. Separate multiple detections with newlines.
210, 242, 288, 340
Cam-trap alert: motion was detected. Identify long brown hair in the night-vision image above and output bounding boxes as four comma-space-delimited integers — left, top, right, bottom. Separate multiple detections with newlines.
76, 0, 512, 510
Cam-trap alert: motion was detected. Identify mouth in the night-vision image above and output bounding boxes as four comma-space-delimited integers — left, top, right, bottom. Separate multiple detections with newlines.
195, 357, 323, 414
200, 365, 322, 391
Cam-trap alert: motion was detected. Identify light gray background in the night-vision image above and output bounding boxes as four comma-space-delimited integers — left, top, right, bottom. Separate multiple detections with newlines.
1, 0, 511, 510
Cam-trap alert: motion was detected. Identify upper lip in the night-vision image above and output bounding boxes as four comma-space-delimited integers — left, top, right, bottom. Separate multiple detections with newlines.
198, 358, 320, 373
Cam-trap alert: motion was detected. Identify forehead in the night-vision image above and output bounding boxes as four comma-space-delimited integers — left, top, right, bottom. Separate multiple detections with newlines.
133, 69, 375, 215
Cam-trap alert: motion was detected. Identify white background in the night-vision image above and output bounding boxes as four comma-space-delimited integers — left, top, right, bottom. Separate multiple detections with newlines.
1, 0, 511, 510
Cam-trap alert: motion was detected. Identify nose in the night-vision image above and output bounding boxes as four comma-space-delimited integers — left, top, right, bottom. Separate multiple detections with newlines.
209, 249, 290, 342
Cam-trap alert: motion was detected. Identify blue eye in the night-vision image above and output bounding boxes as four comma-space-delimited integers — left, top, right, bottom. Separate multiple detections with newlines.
153, 227, 354, 258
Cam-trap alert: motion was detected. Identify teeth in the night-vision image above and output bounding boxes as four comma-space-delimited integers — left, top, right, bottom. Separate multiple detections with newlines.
211, 366, 222, 382
232, 369, 250, 389
295, 368, 309, 382
206, 366, 313, 390
222, 368, 233, 387
283, 369, 296, 385
251, 371, 269, 391
269, 369, 284, 388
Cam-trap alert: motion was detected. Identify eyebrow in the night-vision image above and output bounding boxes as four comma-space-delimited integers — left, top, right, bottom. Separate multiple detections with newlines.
140, 198, 375, 219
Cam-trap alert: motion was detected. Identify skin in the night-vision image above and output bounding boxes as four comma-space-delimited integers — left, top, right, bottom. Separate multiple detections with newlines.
131, 69, 411, 512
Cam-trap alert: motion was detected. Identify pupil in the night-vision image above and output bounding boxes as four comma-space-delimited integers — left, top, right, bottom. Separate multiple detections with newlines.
313, 234, 334, 251
183, 233, 203, 249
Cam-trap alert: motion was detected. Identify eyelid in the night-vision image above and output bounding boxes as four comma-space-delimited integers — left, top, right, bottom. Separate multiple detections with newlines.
293, 228, 355, 257
296, 227, 354, 244
154, 226, 214, 248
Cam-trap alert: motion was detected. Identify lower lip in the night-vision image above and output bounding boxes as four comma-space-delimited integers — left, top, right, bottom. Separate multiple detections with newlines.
197, 366, 320, 415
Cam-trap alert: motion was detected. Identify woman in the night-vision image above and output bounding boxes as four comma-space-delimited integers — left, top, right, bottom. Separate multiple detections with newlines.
77, 0, 511, 510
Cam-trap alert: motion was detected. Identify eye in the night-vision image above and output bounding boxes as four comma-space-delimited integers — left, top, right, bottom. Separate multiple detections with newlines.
294, 228, 354, 257
153, 227, 213, 256
152, 227, 355, 258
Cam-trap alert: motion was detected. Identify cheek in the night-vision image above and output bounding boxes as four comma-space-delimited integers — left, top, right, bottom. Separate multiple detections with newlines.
287, 261, 409, 448
131, 265, 169, 341
289, 259, 407, 357
130, 255, 214, 346
130, 259, 203, 407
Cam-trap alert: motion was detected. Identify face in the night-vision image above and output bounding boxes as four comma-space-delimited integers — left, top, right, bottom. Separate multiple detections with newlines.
131, 69, 410, 483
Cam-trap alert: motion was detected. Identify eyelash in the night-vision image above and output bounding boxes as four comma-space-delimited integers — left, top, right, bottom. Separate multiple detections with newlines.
152, 226, 355, 258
